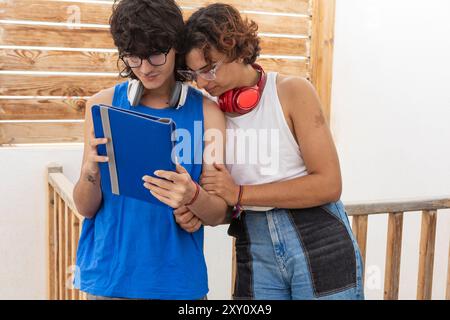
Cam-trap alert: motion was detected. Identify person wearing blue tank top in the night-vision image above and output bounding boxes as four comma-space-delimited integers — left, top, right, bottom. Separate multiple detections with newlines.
72, 0, 229, 300
178, 4, 365, 300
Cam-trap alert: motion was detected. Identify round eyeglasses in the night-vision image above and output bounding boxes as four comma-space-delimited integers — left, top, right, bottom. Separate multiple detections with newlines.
121, 48, 171, 68
178, 59, 224, 82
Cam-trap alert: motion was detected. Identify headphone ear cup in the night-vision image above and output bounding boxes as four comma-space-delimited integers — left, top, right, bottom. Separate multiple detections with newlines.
127, 79, 144, 107
177, 83, 189, 110
219, 90, 235, 113
169, 82, 189, 109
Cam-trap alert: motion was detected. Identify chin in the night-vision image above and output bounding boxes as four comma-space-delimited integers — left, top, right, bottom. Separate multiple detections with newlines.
140, 76, 164, 89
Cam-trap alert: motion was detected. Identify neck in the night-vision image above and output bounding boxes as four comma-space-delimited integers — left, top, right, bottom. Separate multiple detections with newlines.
141, 76, 176, 108
235, 64, 260, 88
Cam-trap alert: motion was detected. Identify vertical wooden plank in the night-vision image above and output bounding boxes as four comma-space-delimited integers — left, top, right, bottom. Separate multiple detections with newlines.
417, 210, 437, 300
78, 217, 83, 300
47, 184, 56, 300
65, 205, 72, 300
72, 216, 81, 300
446, 239, 450, 300
58, 197, 66, 300
231, 238, 236, 299
310, 0, 336, 124
53, 191, 60, 300
384, 212, 404, 300
351, 215, 368, 268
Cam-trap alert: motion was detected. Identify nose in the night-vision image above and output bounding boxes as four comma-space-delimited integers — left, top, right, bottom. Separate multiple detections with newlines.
196, 77, 209, 89
138, 60, 154, 75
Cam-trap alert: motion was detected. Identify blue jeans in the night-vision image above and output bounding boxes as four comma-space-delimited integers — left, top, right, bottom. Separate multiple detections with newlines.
228, 200, 365, 300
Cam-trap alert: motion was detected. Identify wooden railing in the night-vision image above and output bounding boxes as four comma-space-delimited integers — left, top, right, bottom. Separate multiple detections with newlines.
47, 164, 450, 300
346, 197, 450, 300
47, 164, 85, 300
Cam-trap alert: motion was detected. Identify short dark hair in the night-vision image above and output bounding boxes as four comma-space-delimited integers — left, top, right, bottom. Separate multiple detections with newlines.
109, 0, 185, 80
184, 3, 261, 65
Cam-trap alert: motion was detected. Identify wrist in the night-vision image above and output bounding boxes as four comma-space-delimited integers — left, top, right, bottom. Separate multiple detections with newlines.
232, 185, 244, 219
186, 181, 200, 206
233, 184, 241, 206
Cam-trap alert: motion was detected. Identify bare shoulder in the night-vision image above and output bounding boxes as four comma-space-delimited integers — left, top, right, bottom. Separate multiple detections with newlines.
87, 87, 115, 108
202, 95, 225, 131
83, 86, 115, 126
276, 74, 323, 118
276, 74, 318, 103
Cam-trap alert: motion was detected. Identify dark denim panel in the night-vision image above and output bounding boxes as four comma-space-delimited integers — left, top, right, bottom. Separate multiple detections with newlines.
227, 213, 254, 299
288, 205, 357, 297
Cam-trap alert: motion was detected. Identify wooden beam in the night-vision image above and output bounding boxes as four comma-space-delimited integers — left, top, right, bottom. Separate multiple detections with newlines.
345, 196, 450, 216
1, 0, 311, 35
0, 24, 308, 57
0, 49, 309, 76
310, 0, 336, 123
0, 99, 86, 121
0, 74, 118, 96
0, 122, 84, 145
178, 0, 310, 14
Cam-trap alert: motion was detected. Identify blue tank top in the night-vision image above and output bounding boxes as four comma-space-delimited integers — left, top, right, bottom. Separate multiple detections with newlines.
75, 81, 207, 299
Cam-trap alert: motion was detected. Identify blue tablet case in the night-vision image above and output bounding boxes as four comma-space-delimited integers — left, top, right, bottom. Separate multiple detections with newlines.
91, 104, 177, 205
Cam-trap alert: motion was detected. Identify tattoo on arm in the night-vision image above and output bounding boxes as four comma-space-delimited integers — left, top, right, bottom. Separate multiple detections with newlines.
87, 174, 96, 185
314, 109, 326, 128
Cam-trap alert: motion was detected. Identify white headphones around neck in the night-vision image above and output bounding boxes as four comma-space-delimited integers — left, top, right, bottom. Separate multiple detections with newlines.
127, 79, 189, 109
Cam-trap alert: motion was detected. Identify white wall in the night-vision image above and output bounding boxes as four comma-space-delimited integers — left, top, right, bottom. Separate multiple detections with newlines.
0, 0, 449, 300
332, 0, 450, 299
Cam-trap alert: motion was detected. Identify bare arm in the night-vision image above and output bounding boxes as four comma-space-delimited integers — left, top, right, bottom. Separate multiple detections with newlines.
201, 76, 342, 209
73, 88, 114, 219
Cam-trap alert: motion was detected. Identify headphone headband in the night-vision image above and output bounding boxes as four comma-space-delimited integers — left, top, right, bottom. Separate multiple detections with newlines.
127, 79, 188, 109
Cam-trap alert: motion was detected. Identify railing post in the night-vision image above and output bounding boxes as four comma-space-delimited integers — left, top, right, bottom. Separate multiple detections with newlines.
47, 164, 62, 300
384, 212, 404, 300
231, 238, 236, 299
351, 215, 368, 272
47, 184, 56, 300
417, 210, 437, 300
57, 196, 65, 300
65, 204, 72, 300
71, 213, 80, 300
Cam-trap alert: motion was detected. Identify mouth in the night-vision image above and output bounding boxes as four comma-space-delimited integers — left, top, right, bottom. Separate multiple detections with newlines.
142, 73, 160, 80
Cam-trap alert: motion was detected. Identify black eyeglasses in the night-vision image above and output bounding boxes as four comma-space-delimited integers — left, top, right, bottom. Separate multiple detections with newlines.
120, 48, 171, 68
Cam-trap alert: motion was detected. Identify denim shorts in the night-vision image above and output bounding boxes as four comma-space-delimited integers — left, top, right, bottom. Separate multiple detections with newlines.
228, 200, 365, 300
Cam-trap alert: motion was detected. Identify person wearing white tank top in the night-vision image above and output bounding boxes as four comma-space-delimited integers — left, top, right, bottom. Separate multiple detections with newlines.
177, 3, 365, 300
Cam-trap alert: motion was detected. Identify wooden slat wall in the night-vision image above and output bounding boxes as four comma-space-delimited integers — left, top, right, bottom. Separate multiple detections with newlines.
1, 0, 326, 145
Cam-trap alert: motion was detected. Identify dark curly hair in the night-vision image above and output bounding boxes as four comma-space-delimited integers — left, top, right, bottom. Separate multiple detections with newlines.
184, 3, 261, 65
109, 0, 185, 80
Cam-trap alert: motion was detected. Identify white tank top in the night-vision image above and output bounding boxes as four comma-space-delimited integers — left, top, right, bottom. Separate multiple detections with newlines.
225, 72, 308, 211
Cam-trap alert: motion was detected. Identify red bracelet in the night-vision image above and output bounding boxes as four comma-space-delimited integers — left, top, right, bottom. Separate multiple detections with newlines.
232, 185, 244, 219
186, 182, 200, 206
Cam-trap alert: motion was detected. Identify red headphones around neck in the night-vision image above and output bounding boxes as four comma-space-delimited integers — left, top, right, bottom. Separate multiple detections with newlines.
218, 64, 267, 115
